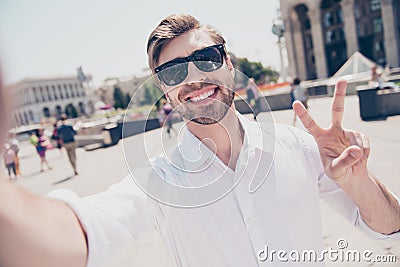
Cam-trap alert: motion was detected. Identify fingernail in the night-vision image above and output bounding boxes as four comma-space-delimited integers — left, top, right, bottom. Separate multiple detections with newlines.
350, 151, 361, 158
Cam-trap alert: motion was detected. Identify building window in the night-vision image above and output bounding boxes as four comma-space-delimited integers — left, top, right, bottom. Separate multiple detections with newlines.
354, 3, 360, 19
52, 85, 58, 100
326, 30, 336, 43
373, 18, 383, 33
32, 87, 39, 103
64, 84, 69, 98
336, 9, 343, 24
370, 0, 381, 11
46, 86, 52, 100
338, 28, 345, 41
69, 84, 75, 97
305, 34, 313, 49
323, 12, 333, 27
75, 84, 81, 96
29, 110, 34, 121
58, 85, 64, 99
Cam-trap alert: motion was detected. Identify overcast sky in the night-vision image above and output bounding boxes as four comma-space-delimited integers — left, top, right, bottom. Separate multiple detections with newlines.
0, 0, 281, 86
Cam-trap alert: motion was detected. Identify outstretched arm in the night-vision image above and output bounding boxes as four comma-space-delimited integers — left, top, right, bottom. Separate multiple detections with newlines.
293, 80, 400, 235
0, 179, 87, 267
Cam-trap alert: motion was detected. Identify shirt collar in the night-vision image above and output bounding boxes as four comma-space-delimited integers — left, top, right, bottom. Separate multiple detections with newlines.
178, 112, 275, 170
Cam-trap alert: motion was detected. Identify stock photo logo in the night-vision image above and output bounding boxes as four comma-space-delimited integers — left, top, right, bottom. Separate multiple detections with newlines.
122, 64, 276, 208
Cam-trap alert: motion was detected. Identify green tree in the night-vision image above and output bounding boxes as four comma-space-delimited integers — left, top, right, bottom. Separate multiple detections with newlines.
65, 103, 78, 118
142, 83, 163, 106
113, 87, 126, 109
230, 53, 279, 84
125, 93, 131, 109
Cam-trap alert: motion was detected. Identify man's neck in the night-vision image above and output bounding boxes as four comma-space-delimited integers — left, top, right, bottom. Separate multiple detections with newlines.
186, 108, 244, 170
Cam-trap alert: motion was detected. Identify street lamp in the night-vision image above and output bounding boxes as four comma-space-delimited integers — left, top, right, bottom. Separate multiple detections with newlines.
272, 10, 288, 82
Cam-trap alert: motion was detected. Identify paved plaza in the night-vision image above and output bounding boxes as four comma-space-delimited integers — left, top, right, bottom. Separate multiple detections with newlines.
4, 95, 400, 266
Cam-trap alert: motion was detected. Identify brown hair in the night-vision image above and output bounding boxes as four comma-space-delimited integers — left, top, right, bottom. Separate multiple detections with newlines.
146, 14, 226, 73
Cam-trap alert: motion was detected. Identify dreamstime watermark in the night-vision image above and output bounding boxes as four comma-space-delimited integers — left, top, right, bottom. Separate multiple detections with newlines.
257, 239, 397, 263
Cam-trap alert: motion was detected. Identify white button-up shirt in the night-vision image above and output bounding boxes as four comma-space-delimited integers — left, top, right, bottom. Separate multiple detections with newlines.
49, 114, 400, 267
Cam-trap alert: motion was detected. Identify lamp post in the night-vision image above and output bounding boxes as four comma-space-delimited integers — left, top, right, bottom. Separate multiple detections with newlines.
272, 10, 288, 82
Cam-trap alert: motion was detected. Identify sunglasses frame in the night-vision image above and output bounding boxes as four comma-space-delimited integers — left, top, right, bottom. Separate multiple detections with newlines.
154, 44, 227, 86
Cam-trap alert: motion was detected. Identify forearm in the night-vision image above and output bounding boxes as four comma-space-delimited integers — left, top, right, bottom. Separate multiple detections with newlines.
0, 180, 87, 267
337, 172, 400, 235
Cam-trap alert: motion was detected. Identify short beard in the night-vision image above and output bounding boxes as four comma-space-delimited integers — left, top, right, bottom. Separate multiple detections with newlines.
171, 81, 235, 125
189, 87, 234, 125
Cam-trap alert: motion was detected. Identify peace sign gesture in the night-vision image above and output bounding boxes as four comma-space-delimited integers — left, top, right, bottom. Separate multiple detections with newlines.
293, 80, 369, 184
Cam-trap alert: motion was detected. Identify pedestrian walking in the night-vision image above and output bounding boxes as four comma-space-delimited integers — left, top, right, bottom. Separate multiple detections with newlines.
51, 122, 63, 154
36, 129, 52, 172
7, 132, 20, 176
245, 78, 260, 120
291, 78, 308, 126
57, 114, 78, 175
161, 100, 177, 137
3, 144, 17, 180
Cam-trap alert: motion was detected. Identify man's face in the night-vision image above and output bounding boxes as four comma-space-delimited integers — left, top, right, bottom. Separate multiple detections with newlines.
157, 29, 235, 125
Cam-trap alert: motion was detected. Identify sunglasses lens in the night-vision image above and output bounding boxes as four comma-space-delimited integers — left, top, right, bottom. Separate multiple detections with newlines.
193, 46, 223, 72
158, 62, 188, 86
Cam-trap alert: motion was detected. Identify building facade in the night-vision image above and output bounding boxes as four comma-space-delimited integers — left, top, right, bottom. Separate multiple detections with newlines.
280, 0, 400, 80
6, 76, 97, 126
98, 74, 150, 108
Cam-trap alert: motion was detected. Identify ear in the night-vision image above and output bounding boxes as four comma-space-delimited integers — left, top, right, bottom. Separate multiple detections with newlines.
225, 53, 234, 71
225, 54, 236, 78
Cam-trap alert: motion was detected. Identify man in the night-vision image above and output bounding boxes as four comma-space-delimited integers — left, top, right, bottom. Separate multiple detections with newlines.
0, 14, 399, 267
245, 77, 261, 120
58, 114, 78, 175
290, 78, 308, 126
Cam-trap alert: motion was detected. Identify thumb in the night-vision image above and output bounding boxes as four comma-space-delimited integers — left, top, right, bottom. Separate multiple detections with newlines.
330, 146, 362, 177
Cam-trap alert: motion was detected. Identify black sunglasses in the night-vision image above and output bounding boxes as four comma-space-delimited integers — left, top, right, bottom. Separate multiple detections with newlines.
155, 44, 226, 86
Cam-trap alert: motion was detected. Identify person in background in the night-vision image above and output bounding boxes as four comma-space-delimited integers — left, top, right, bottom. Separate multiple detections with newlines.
161, 99, 177, 137
29, 131, 38, 146
7, 132, 20, 176
51, 121, 63, 154
369, 65, 383, 87
3, 143, 17, 181
36, 128, 52, 172
57, 114, 78, 175
291, 78, 308, 126
245, 78, 260, 120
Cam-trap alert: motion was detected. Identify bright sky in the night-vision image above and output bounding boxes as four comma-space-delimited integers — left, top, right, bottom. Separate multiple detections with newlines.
0, 0, 281, 86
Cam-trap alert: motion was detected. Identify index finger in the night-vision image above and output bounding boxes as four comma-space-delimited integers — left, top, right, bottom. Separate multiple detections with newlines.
293, 100, 323, 137
331, 80, 347, 127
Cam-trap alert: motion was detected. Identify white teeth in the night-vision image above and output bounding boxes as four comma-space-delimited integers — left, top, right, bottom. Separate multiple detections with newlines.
191, 89, 215, 102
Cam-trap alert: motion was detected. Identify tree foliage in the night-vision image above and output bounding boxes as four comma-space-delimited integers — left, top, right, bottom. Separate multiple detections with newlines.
65, 103, 78, 118
113, 87, 129, 109
142, 83, 163, 106
229, 52, 279, 84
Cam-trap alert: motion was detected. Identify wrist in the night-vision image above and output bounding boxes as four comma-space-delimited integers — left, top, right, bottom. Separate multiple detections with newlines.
333, 170, 370, 190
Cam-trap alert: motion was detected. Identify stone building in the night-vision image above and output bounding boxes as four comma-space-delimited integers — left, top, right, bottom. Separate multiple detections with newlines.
5, 75, 97, 126
98, 73, 151, 108
280, 0, 400, 80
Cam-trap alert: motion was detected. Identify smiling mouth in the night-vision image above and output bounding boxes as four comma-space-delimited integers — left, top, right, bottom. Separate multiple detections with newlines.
185, 88, 217, 103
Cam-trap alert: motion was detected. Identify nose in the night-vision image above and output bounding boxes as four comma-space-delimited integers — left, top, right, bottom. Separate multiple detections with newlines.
185, 62, 207, 85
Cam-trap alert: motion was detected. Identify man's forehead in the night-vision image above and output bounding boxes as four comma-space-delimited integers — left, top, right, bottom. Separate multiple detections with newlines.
158, 29, 215, 65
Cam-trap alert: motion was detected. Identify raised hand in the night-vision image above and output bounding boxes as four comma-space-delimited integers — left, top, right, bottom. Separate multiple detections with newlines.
292, 80, 369, 184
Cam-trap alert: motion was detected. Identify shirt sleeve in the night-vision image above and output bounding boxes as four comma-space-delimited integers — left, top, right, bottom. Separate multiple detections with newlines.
46, 175, 155, 267
292, 126, 400, 241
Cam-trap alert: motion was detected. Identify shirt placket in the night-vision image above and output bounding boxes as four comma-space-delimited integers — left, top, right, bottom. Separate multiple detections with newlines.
233, 146, 269, 266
